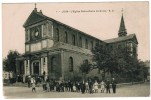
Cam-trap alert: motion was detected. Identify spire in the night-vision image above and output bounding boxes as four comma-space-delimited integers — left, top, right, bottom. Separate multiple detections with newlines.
118, 8, 127, 37
34, 3, 37, 12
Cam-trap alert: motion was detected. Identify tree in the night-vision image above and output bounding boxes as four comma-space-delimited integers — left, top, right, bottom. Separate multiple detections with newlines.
79, 60, 92, 80
3, 50, 20, 75
92, 42, 140, 81
136, 60, 149, 82
91, 43, 107, 79
92, 43, 121, 79
3, 58, 8, 71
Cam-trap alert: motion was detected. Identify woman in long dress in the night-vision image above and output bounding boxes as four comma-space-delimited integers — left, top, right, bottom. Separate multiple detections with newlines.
100, 80, 105, 93
93, 80, 99, 93
85, 81, 89, 93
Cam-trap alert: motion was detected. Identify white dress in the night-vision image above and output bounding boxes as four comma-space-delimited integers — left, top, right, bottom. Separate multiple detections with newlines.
100, 81, 105, 90
73, 85, 76, 91
94, 82, 98, 90
85, 82, 89, 90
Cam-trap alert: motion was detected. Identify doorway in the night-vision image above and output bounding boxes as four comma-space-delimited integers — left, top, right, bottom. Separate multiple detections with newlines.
33, 62, 39, 75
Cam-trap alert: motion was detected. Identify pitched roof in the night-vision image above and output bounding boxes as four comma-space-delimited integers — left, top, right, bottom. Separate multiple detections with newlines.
23, 10, 48, 27
23, 9, 105, 43
104, 34, 138, 44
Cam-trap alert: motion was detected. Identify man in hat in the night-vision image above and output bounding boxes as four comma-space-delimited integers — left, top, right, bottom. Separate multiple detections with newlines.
111, 78, 117, 93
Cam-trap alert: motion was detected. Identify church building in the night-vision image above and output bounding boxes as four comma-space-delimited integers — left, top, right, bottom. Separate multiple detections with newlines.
16, 7, 138, 80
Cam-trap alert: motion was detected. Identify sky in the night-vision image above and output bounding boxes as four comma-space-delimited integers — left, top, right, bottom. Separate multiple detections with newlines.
2, 2, 150, 61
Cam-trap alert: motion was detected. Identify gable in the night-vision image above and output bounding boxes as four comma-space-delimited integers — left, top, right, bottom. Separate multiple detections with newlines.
23, 10, 47, 27
132, 35, 138, 44
104, 34, 138, 44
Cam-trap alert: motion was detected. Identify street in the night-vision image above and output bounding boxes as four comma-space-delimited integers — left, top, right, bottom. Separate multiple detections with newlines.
3, 82, 150, 98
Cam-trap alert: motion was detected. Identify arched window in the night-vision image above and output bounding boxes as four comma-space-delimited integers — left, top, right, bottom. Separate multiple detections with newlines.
56, 28, 59, 41
64, 31, 68, 43
51, 57, 56, 72
72, 35, 76, 45
85, 39, 88, 49
69, 57, 73, 72
127, 42, 133, 52
79, 37, 82, 47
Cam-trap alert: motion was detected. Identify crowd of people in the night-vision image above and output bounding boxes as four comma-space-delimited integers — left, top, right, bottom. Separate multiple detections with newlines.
28, 76, 117, 94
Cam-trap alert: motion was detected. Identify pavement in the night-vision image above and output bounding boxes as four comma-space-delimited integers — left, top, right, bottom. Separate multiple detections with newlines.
3, 82, 150, 99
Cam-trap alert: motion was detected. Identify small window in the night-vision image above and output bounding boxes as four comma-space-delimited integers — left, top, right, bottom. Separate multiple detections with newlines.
56, 28, 59, 41
133, 46, 136, 54
90, 41, 93, 50
72, 35, 76, 45
79, 37, 82, 47
85, 39, 88, 49
127, 42, 133, 52
64, 31, 68, 43
69, 57, 73, 72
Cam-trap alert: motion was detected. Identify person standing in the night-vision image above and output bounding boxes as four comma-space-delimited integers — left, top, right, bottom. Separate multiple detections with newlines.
85, 81, 89, 93
81, 81, 86, 94
94, 80, 99, 93
100, 80, 105, 93
89, 79, 93, 94
42, 81, 46, 91
46, 81, 50, 92
32, 83, 36, 93
27, 76, 31, 88
111, 78, 117, 93
105, 79, 110, 93
77, 81, 81, 92
73, 83, 76, 92
43, 71, 46, 81
23, 74, 25, 83
60, 81, 64, 92
31, 77, 34, 85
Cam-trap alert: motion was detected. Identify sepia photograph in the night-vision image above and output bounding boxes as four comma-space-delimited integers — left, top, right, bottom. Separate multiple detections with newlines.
2, 2, 150, 98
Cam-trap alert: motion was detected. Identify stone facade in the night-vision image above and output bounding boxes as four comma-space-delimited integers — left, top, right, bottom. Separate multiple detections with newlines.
16, 8, 138, 81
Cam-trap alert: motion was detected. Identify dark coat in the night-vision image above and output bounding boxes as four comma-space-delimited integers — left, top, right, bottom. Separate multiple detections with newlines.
106, 81, 110, 88
81, 83, 86, 93
111, 80, 117, 87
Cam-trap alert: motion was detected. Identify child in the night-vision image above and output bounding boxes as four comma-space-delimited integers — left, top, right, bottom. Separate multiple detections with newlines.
32, 83, 36, 93
46, 82, 50, 92
94, 80, 99, 93
73, 83, 76, 92
100, 80, 105, 93
85, 81, 89, 93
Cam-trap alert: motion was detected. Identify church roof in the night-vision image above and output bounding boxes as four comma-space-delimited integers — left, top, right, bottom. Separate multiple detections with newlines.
23, 10, 48, 27
23, 9, 104, 43
51, 42, 93, 55
104, 34, 138, 44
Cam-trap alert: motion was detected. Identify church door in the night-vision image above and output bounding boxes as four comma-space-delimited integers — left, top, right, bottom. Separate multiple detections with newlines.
33, 62, 40, 75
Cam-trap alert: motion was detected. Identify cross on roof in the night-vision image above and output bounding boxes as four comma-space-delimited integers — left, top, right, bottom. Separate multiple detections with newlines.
35, 3, 37, 9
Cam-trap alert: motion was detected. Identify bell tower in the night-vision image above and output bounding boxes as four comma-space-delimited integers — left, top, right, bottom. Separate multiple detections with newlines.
118, 9, 127, 37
